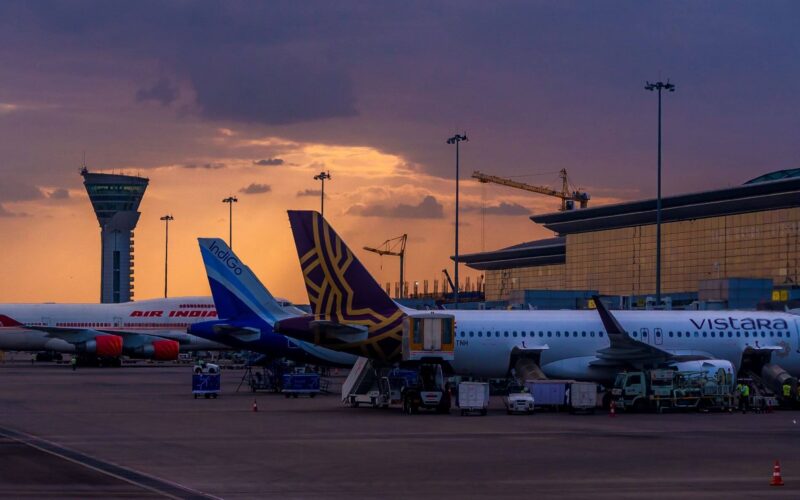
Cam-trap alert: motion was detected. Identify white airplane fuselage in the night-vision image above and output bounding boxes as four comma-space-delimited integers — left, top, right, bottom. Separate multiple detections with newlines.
445, 309, 800, 379
0, 297, 227, 353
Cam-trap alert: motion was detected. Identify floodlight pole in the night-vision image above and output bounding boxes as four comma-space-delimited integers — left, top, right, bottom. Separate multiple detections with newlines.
160, 215, 174, 298
313, 171, 331, 218
645, 80, 675, 305
447, 133, 468, 308
222, 196, 238, 249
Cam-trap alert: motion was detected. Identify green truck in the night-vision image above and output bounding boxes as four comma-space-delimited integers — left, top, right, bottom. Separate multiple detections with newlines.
612, 368, 735, 413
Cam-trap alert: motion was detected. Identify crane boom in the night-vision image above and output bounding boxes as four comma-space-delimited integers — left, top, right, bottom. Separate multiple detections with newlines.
364, 234, 407, 298
472, 168, 590, 211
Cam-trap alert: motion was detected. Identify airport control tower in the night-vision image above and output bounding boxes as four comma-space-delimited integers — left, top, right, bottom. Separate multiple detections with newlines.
81, 167, 149, 303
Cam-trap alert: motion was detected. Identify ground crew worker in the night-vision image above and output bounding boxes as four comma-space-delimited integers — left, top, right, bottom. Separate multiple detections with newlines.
70, 356, 77, 371
740, 383, 750, 413
783, 382, 792, 405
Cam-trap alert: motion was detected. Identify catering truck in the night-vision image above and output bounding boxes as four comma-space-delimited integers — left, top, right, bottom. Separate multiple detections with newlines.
613, 364, 735, 413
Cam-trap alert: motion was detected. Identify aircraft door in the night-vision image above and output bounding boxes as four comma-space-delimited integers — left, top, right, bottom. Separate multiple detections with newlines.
113, 317, 122, 328
654, 328, 663, 345
42, 317, 52, 327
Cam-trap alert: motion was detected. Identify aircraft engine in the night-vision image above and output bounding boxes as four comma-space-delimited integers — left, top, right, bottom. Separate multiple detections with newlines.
81, 335, 124, 357
130, 339, 180, 360
668, 359, 735, 382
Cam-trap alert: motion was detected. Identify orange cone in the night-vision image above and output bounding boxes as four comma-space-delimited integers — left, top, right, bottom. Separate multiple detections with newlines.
252, 399, 258, 412
609, 400, 616, 418
770, 460, 784, 486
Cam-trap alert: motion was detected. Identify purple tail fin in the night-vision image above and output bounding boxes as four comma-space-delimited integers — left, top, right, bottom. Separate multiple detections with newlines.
288, 210, 400, 319
287, 211, 404, 360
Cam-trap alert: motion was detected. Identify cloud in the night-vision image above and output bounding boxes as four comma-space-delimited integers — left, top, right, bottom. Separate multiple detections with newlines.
239, 183, 271, 195
0, 182, 42, 202
253, 158, 284, 166
182, 162, 226, 170
296, 189, 322, 197
48, 188, 70, 200
463, 201, 530, 216
347, 195, 444, 219
0, 204, 26, 217
135, 77, 179, 106
185, 49, 358, 125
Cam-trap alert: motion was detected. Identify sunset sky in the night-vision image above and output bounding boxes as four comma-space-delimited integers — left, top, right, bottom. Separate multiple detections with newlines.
1, 1, 798, 304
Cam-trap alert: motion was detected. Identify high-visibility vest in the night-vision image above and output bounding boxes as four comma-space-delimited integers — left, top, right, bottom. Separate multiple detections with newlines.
783, 385, 792, 397
742, 385, 750, 397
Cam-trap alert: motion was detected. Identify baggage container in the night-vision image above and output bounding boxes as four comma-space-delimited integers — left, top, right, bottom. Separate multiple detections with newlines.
526, 380, 568, 407
458, 382, 490, 416
282, 373, 321, 398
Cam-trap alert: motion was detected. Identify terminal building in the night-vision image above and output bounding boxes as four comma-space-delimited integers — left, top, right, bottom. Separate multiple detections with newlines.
460, 169, 800, 308
81, 168, 149, 303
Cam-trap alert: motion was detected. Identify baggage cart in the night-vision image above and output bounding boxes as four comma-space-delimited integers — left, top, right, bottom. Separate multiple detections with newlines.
192, 363, 221, 399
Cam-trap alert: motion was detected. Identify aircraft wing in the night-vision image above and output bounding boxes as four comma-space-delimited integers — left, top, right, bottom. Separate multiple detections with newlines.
589, 295, 673, 367
23, 325, 174, 348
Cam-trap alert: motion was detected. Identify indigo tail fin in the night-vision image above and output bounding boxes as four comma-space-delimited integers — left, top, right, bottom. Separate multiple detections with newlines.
198, 238, 290, 324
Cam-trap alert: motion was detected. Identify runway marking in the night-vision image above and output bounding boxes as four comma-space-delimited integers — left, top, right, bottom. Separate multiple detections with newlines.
0, 425, 222, 500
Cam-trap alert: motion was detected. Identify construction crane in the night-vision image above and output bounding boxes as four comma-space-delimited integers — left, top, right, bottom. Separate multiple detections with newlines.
471, 168, 590, 211
364, 234, 407, 298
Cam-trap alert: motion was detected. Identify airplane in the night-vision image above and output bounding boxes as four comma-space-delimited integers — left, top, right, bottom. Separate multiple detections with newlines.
186, 237, 357, 367
274, 210, 800, 383
0, 297, 229, 362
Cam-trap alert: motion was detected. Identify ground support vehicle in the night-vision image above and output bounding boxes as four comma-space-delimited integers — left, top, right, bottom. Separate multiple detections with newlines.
282, 372, 320, 398
192, 363, 221, 399
504, 385, 534, 415
402, 363, 451, 414
458, 382, 490, 416
613, 369, 734, 412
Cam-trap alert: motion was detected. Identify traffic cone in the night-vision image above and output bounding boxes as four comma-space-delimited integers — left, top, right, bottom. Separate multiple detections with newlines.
609, 400, 616, 418
252, 399, 258, 412
770, 460, 784, 486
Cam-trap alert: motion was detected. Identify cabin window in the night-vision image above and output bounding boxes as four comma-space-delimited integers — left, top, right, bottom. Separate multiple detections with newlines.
668, 332, 673, 337
556, 332, 561, 337
504, 332, 509, 337
547, 332, 552, 337
469, 332, 474, 338
736, 332, 741, 337
573, 331, 578, 337
770, 332, 774, 337
459, 331, 465, 338
590, 332, 595, 337
477, 332, 483, 337
521, 332, 526, 337
539, 332, 544, 337
710, 332, 715, 338
581, 331, 586, 337
599, 332, 604, 337
744, 332, 749, 338
761, 332, 766, 338
777, 332, 783, 338
702, 332, 707, 338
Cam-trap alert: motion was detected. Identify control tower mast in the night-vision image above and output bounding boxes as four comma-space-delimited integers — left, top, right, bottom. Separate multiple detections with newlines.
81, 167, 149, 303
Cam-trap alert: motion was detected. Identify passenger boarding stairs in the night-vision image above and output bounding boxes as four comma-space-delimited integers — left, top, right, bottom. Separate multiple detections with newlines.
341, 357, 380, 404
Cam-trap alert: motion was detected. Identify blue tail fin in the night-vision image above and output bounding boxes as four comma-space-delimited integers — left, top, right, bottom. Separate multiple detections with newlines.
198, 238, 290, 324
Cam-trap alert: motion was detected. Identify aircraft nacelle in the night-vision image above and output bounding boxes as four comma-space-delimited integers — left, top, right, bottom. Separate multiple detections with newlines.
79, 335, 124, 357
129, 339, 180, 361
540, 356, 618, 383
668, 359, 736, 383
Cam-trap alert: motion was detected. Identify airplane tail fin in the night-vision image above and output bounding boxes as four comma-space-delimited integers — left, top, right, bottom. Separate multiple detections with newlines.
286, 210, 402, 322
198, 238, 290, 324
